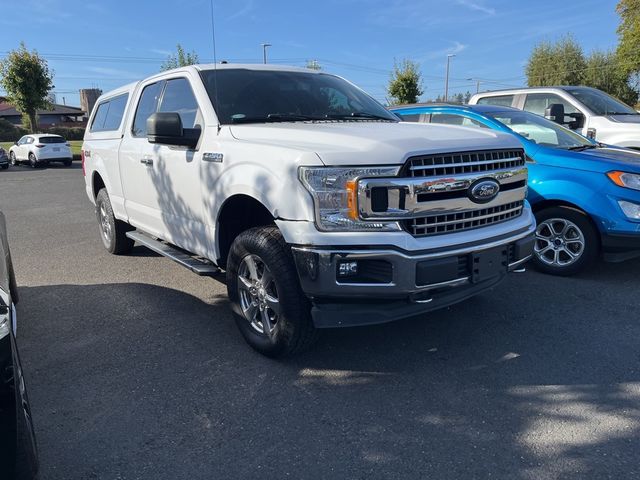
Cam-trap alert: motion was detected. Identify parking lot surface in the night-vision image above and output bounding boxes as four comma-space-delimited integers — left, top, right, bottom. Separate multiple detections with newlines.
1, 164, 639, 480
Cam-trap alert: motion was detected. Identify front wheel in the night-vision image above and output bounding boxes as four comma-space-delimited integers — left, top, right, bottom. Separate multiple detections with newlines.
95, 189, 134, 255
226, 226, 318, 358
532, 207, 599, 276
9, 152, 18, 166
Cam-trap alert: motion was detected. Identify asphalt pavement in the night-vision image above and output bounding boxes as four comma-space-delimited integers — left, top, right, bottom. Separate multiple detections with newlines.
1, 164, 639, 480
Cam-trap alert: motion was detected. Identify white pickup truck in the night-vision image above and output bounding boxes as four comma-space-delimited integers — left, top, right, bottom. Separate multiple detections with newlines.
82, 64, 535, 357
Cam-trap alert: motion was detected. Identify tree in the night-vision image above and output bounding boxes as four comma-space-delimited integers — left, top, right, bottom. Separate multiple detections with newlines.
0, 43, 53, 133
160, 44, 199, 71
584, 50, 638, 106
306, 60, 321, 70
387, 59, 424, 105
526, 35, 586, 86
616, 0, 640, 80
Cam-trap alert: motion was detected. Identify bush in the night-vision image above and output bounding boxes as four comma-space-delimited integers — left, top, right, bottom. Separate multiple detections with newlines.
0, 118, 27, 142
44, 126, 85, 141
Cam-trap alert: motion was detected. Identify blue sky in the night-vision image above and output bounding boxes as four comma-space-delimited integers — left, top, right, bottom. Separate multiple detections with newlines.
0, 0, 622, 108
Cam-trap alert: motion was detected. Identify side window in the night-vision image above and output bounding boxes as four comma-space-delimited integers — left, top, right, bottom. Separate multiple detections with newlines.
523, 93, 578, 121
158, 78, 200, 129
476, 95, 514, 107
395, 113, 422, 122
132, 82, 163, 137
90, 101, 110, 132
17, 136, 27, 145
430, 113, 470, 127
91, 94, 129, 132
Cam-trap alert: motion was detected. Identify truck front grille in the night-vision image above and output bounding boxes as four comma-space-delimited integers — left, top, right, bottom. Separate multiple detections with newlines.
405, 201, 525, 237
406, 149, 525, 178
357, 149, 528, 237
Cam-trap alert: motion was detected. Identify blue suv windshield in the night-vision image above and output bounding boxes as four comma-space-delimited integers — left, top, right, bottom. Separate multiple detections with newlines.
487, 110, 593, 149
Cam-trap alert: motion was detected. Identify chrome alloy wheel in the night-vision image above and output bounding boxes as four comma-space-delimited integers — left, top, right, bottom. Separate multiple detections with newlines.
98, 202, 112, 243
535, 218, 585, 267
237, 254, 281, 337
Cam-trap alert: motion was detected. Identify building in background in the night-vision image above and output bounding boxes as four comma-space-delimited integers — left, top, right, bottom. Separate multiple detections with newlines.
0, 96, 85, 127
79, 88, 102, 120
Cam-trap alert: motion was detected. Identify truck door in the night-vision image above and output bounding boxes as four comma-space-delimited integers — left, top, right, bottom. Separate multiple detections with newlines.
119, 77, 208, 256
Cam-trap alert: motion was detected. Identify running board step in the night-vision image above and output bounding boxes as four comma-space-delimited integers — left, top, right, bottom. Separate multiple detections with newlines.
126, 231, 220, 276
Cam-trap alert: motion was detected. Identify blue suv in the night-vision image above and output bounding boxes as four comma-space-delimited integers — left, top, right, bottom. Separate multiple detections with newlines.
390, 104, 640, 275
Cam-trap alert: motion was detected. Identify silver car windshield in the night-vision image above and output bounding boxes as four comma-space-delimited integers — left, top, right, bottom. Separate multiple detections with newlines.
488, 110, 593, 149
563, 88, 637, 116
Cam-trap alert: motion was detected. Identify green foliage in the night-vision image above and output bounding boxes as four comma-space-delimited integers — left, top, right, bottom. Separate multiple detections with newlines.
388, 59, 424, 105
306, 60, 321, 70
449, 91, 472, 104
526, 35, 586, 86
0, 118, 27, 142
616, 0, 640, 79
0, 43, 53, 133
584, 50, 638, 105
526, 33, 639, 107
45, 126, 85, 141
160, 44, 200, 71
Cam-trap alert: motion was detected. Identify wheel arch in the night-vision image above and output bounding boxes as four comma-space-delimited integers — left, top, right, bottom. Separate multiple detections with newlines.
216, 194, 276, 268
92, 171, 106, 199
532, 199, 603, 249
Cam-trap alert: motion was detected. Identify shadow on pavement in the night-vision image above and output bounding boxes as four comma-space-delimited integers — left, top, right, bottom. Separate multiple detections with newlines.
15, 269, 640, 479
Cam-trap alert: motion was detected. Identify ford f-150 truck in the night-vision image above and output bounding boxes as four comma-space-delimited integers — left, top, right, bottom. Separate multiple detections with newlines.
82, 64, 536, 357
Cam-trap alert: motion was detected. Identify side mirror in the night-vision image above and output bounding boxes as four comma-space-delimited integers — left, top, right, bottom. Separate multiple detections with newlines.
544, 103, 565, 124
14, 141, 18, 145
147, 112, 200, 149
567, 112, 585, 130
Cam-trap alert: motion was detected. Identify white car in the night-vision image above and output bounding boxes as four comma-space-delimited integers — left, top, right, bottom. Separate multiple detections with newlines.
469, 86, 640, 149
83, 64, 535, 357
9, 134, 73, 168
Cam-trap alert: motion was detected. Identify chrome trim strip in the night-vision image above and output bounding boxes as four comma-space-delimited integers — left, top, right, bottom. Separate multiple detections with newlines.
409, 156, 523, 171
412, 204, 523, 229
358, 167, 527, 220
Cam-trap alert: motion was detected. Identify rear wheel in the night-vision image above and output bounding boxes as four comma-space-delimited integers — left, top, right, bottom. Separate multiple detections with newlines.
226, 226, 318, 358
63, 159, 72, 167
532, 207, 599, 276
95, 189, 134, 255
28, 153, 37, 168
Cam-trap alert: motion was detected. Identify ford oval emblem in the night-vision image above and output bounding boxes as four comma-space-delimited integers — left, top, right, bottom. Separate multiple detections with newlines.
468, 179, 500, 204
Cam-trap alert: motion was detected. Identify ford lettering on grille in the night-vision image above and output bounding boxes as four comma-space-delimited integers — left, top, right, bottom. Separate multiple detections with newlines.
469, 179, 500, 204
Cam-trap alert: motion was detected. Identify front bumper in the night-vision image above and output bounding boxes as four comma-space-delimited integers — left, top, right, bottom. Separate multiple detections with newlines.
291, 224, 535, 328
601, 233, 640, 262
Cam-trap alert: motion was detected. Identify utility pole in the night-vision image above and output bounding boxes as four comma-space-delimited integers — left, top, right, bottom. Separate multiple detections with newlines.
467, 77, 481, 94
261, 43, 272, 64
444, 54, 455, 102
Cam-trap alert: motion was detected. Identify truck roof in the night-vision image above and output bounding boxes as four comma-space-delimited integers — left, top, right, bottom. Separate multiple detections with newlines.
472, 85, 599, 96
95, 63, 322, 103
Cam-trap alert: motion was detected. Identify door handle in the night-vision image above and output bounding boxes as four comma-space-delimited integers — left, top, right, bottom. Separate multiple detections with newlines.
140, 158, 153, 166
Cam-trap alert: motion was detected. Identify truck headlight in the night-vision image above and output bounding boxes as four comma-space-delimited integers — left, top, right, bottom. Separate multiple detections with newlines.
299, 166, 401, 231
607, 171, 640, 191
618, 200, 640, 220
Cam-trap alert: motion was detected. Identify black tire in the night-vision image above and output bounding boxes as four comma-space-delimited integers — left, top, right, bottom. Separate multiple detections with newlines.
63, 159, 72, 167
9, 151, 18, 166
532, 206, 599, 276
95, 189, 134, 255
226, 226, 318, 358
28, 153, 37, 168
0, 164, 7, 170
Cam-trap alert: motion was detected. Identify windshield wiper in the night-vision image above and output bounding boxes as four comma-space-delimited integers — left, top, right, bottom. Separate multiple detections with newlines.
567, 144, 598, 151
231, 113, 320, 124
325, 112, 395, 121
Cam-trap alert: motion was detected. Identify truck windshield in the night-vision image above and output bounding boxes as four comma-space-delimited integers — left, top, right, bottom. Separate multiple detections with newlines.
487, 110, 593, 149
563, 87, 638, 116
199, 68, 398, 125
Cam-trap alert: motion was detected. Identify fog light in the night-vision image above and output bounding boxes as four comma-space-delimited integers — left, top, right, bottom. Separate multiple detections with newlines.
338, 261, 358, 277
618, 200, 640, 220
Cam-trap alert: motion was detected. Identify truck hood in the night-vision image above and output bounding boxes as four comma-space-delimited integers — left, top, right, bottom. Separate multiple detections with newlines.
229, 121, 519, 166
606, 114, 640, 124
